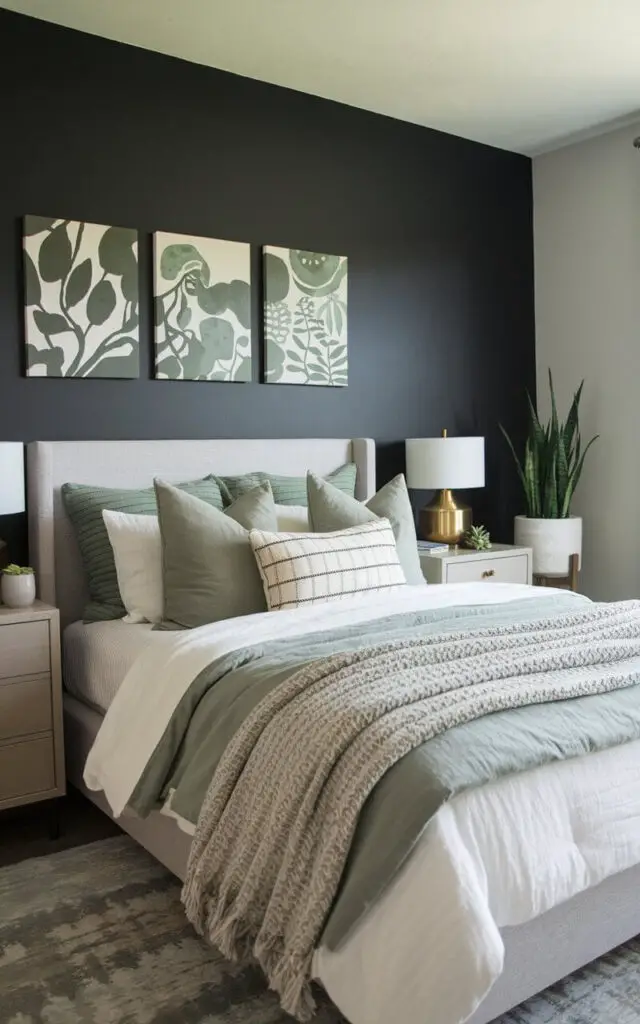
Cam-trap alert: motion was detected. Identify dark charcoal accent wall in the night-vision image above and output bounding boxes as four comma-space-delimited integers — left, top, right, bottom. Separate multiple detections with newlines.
0, 10, 535, 563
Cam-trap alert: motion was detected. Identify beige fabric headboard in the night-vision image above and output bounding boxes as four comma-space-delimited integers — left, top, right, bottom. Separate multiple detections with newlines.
27, 438, 375, 627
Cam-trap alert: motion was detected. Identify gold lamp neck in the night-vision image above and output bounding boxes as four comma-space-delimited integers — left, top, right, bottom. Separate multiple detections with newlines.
441, 428, 448, 438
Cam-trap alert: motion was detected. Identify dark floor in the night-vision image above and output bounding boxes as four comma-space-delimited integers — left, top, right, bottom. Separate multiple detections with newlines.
0, 786, 121, 868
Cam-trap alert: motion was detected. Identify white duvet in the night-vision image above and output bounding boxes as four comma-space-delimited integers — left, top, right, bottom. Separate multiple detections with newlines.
84, 583, 640, 1024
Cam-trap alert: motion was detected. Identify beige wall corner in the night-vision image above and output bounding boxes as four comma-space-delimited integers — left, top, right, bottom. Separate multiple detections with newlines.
533, 122, 640, 600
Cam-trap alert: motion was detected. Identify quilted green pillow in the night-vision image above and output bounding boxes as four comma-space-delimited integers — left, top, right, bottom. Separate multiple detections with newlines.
217, 462, 357, 507
62, 476, 225, 622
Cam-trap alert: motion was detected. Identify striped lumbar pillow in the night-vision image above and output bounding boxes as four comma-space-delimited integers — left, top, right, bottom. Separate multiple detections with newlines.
218, 462, 357, 507
62, 476, 225, 622
249, 519, 407, 611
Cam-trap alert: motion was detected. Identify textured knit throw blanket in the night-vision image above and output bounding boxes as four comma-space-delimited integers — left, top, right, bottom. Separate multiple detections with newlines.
182, 601, 640, 1020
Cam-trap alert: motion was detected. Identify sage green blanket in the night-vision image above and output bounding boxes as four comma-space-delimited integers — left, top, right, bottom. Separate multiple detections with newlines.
130, 593, 640, 955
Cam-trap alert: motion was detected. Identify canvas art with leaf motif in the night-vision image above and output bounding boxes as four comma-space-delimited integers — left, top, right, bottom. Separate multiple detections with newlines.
23, 217, 139, 378
264, 247, 348, 386
154, 232, 251, 381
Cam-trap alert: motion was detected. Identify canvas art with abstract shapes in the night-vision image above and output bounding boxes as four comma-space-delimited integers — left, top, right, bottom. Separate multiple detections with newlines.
263, 247, 348, 386
23, 217, 139, 378
154, 232, 251, 381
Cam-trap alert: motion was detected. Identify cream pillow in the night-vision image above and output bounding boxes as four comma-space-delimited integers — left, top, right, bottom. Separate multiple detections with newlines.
275, 504, 309, 532
102, 510, 163, 623
250, 519, 407, 611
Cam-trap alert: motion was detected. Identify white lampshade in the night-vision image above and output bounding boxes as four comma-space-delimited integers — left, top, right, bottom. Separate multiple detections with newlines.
406, 436, 485, 490
0, 443, 25, 515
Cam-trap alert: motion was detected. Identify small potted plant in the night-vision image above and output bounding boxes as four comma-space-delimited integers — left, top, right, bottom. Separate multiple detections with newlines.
464, 525, 492, 550
500, 371, 598, 576
1, 564, 36, 608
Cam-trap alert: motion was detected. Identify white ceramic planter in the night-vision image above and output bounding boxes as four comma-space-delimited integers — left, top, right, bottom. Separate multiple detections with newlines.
514, 516, 582, 576
1, 572, 36, 608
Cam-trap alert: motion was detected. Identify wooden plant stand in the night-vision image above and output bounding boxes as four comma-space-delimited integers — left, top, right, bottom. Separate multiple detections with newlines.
533, 553, 579, 593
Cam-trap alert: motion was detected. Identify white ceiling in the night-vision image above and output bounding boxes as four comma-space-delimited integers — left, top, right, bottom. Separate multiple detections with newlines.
4, 0, 640, 154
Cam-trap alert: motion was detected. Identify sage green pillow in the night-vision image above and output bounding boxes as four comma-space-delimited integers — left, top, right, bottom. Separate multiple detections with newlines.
217, 462, 357, 507
307, 472, 423, 585
62, 476, 226, 622
155, 479, 277, 629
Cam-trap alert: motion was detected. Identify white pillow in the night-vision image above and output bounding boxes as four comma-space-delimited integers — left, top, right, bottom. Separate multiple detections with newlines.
249, 519, 407, 611
102, 510, 163, 623
275, 504, 309, 532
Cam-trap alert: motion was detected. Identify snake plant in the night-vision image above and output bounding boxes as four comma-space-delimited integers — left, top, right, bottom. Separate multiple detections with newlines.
500, 371, 598, 519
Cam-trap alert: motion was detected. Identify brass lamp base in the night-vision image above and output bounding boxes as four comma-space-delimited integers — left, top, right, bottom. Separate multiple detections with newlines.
419, 489, 472, 546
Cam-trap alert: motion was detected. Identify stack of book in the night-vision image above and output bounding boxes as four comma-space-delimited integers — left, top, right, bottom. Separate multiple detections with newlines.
417, 539, 449, 554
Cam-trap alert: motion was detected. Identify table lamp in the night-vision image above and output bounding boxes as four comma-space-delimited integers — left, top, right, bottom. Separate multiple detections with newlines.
0, 443, 25, 567
406, 430, 485, 545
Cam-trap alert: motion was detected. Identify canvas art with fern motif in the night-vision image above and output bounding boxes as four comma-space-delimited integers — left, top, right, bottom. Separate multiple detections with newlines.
263, 247, 348, 386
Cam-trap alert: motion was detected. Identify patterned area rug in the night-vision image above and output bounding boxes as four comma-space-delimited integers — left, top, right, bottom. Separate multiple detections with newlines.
0, 835, 639, 1023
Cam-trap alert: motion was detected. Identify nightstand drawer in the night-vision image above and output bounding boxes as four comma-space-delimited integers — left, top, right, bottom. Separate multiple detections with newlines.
0, 735, 55, 802
446, 554, 529, 585
0, 675, 52, 740
0, 621, 50, 679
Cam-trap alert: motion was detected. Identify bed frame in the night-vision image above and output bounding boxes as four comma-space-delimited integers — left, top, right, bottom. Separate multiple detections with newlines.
27, 438, 640, 1024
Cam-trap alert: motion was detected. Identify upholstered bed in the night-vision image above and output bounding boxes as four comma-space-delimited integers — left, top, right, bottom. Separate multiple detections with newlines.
27, 438, 640, 1024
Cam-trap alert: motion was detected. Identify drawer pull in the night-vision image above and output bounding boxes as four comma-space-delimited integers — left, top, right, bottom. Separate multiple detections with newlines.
482, 569, 496, 579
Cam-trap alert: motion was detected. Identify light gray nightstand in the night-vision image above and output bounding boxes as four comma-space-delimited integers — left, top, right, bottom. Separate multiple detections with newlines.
0, 601, 65, 817
419, 543, 533, 586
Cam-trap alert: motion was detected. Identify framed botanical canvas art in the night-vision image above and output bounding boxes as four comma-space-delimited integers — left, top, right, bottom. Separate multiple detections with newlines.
154, 232, 251, 381
263, 248, 348, 386
23, 217, 139, 378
